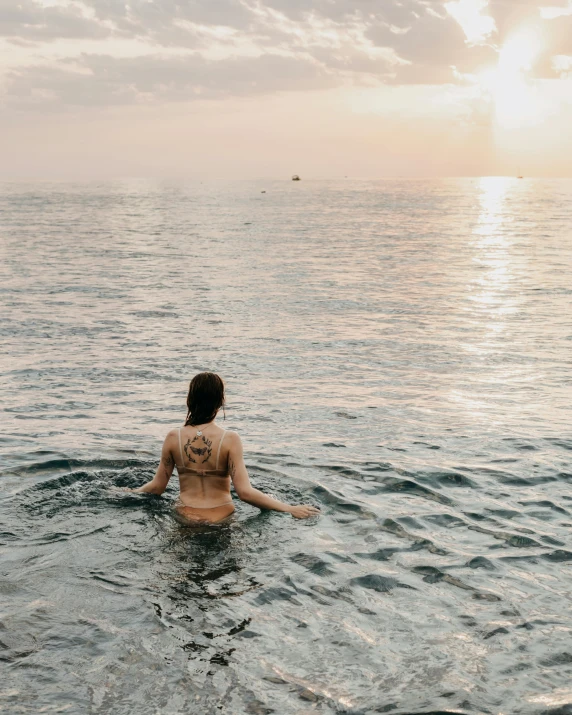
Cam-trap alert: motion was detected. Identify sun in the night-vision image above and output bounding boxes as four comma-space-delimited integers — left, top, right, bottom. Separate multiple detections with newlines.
476, 26, 545, 129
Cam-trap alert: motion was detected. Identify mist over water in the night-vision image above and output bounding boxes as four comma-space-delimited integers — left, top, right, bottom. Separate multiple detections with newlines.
1, 178, 572, 714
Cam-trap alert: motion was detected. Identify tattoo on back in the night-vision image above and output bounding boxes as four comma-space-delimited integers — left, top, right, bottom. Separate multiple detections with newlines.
184, 434, 213, 464
228, 457, 236, 479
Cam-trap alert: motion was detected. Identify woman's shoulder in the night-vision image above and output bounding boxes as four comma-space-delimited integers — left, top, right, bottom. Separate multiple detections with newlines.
222, 429, 241, 445
164, 427, 183, 443
164, 425, 240, 441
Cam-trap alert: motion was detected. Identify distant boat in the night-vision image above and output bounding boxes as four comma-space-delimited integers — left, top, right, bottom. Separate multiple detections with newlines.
291, 174, 301, 181
517, 168, 523, 179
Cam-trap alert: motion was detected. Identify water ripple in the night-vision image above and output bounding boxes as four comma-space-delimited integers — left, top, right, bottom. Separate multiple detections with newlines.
1, 179, 572, 714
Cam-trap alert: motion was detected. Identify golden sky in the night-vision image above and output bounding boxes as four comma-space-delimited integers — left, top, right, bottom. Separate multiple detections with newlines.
0, 0, 571, 178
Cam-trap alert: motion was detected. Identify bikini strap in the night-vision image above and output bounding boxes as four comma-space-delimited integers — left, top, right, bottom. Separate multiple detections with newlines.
178, 427, 185, 467
215, 430, 227, 470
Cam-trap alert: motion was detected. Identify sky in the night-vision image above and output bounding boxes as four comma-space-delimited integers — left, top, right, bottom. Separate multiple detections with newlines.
0, 0, 571, 178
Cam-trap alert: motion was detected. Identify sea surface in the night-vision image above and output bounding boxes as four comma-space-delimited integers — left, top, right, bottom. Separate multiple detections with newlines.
1, 178, 572, 715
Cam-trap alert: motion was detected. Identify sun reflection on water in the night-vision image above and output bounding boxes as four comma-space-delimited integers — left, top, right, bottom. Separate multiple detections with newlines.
451, 177, 524, 423
470, 176, 514, 320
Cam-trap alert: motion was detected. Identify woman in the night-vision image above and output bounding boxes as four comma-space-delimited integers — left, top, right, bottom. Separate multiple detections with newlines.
132, 372, 320, 523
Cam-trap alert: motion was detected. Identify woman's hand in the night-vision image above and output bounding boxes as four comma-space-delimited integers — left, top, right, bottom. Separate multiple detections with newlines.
288, 504, 320, 519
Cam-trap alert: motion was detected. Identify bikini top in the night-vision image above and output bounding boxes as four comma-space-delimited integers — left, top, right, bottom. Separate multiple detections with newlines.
176, 426, 229, 477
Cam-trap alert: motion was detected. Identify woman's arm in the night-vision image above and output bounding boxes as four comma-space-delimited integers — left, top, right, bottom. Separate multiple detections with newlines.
227, 432, 319, 519
132, 431, 176, 495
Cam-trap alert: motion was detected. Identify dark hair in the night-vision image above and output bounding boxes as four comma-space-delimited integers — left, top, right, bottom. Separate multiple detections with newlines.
185, 372, 225, 426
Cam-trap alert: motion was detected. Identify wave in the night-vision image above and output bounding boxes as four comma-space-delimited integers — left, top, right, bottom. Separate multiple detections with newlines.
1, 452, 571, 714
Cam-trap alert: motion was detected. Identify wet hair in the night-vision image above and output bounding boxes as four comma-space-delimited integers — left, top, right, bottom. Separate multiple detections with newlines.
185, 372, 225, 426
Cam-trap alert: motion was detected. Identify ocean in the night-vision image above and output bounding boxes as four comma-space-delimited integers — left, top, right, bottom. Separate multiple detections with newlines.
1, 177, 571, 714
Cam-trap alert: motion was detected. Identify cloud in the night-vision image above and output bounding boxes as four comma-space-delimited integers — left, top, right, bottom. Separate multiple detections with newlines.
0, 0, 570, 110
445, 0, 496, 44
543, 13, 572, 57
540, 0, 572, 19
367, 6, 497, 84
0, 0, 111, 41
4, 52, 338, 107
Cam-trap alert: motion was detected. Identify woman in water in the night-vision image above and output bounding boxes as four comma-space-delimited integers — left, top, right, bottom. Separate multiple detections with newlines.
132, 372, 320, 523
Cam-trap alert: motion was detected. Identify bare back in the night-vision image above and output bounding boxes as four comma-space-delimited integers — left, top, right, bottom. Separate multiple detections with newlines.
173, 422, 232, 507
133, 416, 319, 521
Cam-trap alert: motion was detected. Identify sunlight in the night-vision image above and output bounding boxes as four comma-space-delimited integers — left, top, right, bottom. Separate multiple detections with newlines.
449, 178, 513, 423
451, 177, 516, 423
476, 26, 545, 129
445, 0, 496, 45
473, 176, 511, 244
469, 177, 514, 340
498, 28, 543, 74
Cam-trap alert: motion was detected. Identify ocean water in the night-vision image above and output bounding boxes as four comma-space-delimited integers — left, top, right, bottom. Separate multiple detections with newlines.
1, 177, 572, 715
